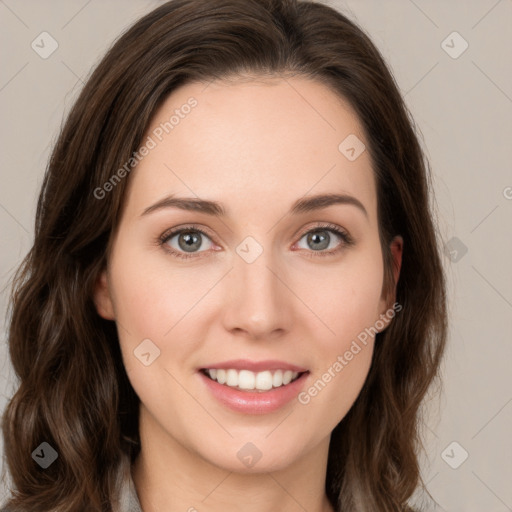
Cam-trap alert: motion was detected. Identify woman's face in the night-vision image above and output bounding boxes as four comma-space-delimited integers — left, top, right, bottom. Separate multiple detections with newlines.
94, 76, 402, 473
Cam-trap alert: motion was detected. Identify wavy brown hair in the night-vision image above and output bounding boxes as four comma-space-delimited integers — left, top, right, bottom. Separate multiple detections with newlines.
1, 0, 448, 510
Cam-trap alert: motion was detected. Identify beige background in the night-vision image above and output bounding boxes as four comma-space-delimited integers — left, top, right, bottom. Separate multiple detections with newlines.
1, 0, 511, 510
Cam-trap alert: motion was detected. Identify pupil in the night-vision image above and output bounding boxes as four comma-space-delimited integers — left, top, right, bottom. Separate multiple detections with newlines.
309, 231, 329, 250
179, 232, 201, 252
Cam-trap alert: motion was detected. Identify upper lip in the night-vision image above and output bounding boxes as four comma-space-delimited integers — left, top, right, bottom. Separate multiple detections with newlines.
200, 359, 308, 373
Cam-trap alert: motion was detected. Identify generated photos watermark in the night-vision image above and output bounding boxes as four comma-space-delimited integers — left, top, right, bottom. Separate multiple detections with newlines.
93, 97, 198, 200
297, 301, 402, 405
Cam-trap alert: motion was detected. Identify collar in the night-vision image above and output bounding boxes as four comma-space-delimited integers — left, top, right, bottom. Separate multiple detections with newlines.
126, 470, 143, 512
118, 454, 143, 512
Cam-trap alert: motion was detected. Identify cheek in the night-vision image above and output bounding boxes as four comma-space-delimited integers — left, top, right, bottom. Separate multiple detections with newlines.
296, 251, 382, 410
297, 283, 379, 430
108, 242, 223, 386
109, 242, 201, 336
297, 345, 373, 439
109, 254, 200, 411
299, 249, 384, 347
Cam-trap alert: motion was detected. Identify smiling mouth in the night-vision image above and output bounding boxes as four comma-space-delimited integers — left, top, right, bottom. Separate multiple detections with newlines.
200, 368, 308, 392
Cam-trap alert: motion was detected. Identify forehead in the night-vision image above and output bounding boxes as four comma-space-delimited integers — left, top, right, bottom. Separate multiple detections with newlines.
122, 76, 377, 225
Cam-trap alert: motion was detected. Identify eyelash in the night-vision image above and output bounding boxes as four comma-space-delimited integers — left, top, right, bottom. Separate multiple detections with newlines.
158, 223, 354, 260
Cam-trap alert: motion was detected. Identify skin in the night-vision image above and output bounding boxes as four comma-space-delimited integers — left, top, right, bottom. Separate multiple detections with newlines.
94, 75, 402, 512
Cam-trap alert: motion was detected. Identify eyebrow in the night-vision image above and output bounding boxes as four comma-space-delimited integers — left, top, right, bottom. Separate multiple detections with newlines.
140, 192, 368, 219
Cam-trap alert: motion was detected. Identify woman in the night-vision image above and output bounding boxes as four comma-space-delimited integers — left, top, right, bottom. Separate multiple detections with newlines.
1, 0, 447, 510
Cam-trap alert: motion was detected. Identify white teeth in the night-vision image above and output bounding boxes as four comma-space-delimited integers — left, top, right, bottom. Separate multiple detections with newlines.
255, 371, 273, 391
205, 368, 300, 391
216, 369, 226, 384
272, 370, 283, 387
226, 369, 238, 387
238, 370, 255, 390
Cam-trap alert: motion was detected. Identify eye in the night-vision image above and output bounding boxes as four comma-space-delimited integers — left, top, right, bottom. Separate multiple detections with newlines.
159, 225, 215, 260
159, 222, 354, 260
294, 223, 354, 257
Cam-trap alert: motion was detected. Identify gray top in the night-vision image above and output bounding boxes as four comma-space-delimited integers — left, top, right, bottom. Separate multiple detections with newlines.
126, 468, 144, 512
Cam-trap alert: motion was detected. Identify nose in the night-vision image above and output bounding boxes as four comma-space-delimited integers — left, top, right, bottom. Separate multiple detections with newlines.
221, 245, 294, 340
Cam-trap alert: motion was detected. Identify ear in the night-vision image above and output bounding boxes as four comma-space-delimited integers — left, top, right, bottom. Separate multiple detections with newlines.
93, 269, 116, 320
377, 235, 403, 329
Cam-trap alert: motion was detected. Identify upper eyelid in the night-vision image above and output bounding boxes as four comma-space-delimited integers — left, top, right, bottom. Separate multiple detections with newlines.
160, 224, 216, 243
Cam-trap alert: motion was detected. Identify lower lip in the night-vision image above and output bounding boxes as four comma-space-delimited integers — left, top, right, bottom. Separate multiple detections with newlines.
199, 371, 309, 414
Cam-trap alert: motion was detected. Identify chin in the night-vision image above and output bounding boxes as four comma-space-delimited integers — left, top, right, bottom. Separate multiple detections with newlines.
199, 439, 307, 474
